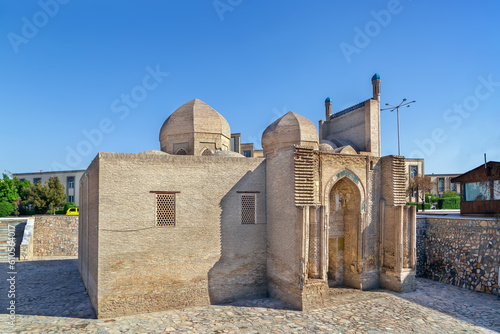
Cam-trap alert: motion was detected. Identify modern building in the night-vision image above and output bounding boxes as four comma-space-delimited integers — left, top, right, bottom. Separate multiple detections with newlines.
230, 133, 264, 157
451, 161, 500, 216
405, 158, 425, 202
78, 74, 417, 318
426, 173, 461, 197
13, 170, 85, 205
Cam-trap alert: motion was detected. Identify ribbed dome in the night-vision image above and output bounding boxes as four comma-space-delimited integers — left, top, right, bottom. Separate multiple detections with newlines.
159, 99, 231, 144
261, 111, 318, 154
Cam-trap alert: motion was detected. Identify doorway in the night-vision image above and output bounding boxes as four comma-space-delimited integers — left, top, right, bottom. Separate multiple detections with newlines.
327, 177, 361, 287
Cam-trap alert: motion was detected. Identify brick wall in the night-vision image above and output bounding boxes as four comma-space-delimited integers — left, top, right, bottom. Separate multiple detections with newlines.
85, 152, 267, 318
417, 217, 499, 295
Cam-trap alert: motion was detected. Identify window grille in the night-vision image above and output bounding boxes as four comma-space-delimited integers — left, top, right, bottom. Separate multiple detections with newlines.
241, 194, 256, 224
156, 193, 176, 227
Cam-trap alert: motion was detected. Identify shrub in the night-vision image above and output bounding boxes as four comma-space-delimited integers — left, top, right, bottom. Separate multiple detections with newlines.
437, 197, 460, 209
406, 202, 431, 210
64, 202, 77, 212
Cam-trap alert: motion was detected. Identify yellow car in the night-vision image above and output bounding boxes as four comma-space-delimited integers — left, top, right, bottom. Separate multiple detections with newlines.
66, 207, 79, 215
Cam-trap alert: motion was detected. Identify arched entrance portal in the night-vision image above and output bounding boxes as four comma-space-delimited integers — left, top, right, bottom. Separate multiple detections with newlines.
328, 177, 361, 287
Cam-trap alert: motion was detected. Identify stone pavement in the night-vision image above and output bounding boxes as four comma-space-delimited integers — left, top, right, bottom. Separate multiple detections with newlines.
0, 259, 499, 333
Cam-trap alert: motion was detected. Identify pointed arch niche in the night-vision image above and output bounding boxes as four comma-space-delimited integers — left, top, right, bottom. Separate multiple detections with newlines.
323, 169, 365, 288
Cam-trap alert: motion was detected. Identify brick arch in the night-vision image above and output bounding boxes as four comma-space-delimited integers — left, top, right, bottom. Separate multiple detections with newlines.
324, 169, 365, 213
201, 148, 213, 156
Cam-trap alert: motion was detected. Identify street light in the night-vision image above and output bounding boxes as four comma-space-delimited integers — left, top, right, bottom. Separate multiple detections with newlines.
381, 98, 415, 156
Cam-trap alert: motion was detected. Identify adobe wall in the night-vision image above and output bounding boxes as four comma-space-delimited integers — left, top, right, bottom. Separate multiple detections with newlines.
417, 216, 499, 295
94, 152, 267, 318
32, 215, 78, 257
265, 147, 303, 309
324, 105, 366, 151
321, 99, 380, 156
78, 156, 100, 311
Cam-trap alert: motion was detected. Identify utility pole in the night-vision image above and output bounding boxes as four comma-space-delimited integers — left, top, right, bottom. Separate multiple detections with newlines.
381, 99, 415, 156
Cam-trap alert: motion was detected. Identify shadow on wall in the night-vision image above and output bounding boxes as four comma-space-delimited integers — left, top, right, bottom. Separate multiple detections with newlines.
0, 259, 95, 318
208, 164, 268, 304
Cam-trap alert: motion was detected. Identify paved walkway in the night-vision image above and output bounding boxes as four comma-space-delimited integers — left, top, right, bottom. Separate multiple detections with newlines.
0, 259, 499, 333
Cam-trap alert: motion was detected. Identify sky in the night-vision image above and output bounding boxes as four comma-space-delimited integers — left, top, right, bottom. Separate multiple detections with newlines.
1, 0, 499, 175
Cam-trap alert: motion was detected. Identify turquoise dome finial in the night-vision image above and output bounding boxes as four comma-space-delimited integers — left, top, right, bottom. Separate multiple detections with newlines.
325, 97, 332, 104
371, 73, 381, 81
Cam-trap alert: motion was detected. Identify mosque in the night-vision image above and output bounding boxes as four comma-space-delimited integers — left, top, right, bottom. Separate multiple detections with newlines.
78, 74, 417, 318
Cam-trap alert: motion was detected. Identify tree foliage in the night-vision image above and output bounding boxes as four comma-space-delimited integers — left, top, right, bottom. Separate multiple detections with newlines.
27, 177, 66, 214
0, 174, 31, 217
407, 175, 434, 202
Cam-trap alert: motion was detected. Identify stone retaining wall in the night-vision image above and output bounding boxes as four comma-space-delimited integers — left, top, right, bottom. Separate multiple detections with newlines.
32, 215, 78, 257
417, 216, 499, 295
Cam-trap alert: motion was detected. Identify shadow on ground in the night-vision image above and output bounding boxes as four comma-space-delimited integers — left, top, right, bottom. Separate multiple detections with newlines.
0, 259, 95, 319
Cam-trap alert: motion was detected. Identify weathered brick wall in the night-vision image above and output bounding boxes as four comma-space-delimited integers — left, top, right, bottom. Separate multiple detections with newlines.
417, 217, 499, 295
91, 152, 267, 318
32, 215, 78, 257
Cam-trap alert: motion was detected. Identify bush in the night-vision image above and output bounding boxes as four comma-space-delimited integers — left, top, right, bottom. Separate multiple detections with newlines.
0, 200, 14, 217
424, 193, 439, 204
64, 202, 77, 212
406, 202, 431, 210
437, 197, 460, 209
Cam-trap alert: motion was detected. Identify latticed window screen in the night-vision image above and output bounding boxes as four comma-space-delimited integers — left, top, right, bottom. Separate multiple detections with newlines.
241, 194, 256, 224
156, 193, 176, 227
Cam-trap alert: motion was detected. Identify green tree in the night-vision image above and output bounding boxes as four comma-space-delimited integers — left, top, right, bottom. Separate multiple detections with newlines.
0, 174, 20, 217
27, 177, 66, 214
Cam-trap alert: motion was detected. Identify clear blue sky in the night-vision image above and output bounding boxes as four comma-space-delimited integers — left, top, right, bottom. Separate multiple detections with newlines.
1, 1, 499, 175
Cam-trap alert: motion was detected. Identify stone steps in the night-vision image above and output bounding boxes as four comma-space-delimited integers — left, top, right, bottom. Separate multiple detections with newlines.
0, 221, 26, 262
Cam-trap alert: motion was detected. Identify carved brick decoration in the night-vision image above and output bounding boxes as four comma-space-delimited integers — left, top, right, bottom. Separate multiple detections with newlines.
156, 193, 176, 227
392, 157, 406, 205
294, 147, 315, 206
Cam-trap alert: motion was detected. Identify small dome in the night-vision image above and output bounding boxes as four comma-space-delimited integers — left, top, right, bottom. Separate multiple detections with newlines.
333, 145, 357, 155
319, 140, 338, 151
371, 73, 381, 81
262, 111, 319, 155
159, 99, 230, 141
325, 97, 332, 104
159, 99, 231, 154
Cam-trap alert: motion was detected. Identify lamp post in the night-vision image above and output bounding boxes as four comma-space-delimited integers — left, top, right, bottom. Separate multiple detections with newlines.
381, 99, 415, 156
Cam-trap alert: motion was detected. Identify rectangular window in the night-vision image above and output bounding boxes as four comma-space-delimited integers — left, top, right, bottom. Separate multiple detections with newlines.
451, 182, 457, 192
67, 176, 75, 189
438, 178, 444, 191
494, 180, 500, 200
241, 194, 256, 224
68, 195, 74, 203
33, 178, 41, 184
410, 165, 418, 179
20, 178, 25, 182
155, 193, 176, 227
243, 150, 252, 158
463, 182, 491, 201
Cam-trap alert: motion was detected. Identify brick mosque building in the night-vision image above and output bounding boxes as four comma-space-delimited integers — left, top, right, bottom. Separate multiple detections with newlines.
78, 74, 417, 318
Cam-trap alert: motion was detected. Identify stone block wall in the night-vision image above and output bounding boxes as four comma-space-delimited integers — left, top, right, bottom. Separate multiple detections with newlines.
32, 215, 78, 257
417, 217, 499, 295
